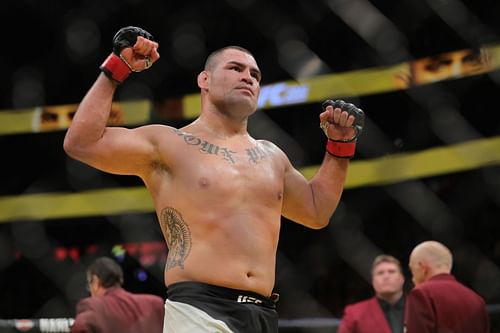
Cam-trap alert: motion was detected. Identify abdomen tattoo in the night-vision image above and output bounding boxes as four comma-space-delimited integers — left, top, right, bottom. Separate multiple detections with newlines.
159, 207, 192, 270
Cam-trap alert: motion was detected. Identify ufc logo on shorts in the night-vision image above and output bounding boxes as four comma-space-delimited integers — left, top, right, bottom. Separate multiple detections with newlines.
237, 295, 263, 304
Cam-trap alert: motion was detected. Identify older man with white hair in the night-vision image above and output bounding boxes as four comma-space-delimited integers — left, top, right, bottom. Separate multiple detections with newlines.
405, 240, 489, 333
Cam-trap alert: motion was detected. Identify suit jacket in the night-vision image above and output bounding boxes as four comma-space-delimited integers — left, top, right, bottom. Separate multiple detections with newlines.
337, 297, 392, 333
405, 273, 489, 333
71, 287, 164, 333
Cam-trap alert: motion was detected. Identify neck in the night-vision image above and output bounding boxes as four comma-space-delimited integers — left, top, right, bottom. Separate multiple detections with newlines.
201, 93, 255, 131
377, 290, 403, 305
428, 266, 451, 280
195, 109, 249, 139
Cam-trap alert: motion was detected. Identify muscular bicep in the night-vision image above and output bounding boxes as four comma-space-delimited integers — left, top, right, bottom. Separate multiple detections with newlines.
66, 125, 171, 176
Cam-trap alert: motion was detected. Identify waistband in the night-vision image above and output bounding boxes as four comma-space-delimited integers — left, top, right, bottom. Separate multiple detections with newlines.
167, 281, 279, 308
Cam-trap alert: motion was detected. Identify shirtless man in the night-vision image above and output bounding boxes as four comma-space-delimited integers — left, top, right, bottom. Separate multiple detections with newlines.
64, 27, 364, 333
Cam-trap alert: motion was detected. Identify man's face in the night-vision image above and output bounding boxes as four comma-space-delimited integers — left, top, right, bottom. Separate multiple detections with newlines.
372, 262, 405, 297
411, 49, 490, 84
206, 49, 262, 113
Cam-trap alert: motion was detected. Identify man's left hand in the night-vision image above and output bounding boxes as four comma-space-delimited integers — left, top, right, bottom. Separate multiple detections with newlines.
319, 100, 364, 142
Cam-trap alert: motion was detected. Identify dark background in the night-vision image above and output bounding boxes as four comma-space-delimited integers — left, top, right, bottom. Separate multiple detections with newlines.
1, 0, 500, 329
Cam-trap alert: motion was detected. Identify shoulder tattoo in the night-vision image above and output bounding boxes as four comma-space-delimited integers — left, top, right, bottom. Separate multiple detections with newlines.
159, 207, 192, 270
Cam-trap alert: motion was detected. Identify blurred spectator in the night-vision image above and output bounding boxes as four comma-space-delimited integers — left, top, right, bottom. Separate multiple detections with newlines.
405, 240, 490, 333
394, 47, 491, 88
71, 257, 164, 333
338, 255, 405, 333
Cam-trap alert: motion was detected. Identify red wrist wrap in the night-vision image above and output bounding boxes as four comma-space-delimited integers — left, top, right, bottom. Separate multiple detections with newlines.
326, 139, 356, 159
100, 53, 131, 84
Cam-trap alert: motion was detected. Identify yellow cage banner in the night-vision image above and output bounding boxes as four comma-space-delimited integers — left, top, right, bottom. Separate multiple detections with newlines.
0, 100, 151, 136
1, 44, 499, 136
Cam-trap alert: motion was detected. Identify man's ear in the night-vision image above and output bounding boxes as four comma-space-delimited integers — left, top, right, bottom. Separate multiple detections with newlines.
197, 71, 209, 90
418, 261, 428, 277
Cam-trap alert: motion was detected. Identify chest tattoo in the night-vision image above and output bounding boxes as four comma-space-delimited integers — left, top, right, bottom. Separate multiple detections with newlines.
174, 129, 274, 165
245, 146, 272, 164
159, 207, 192, 270
175, 130, 236, 164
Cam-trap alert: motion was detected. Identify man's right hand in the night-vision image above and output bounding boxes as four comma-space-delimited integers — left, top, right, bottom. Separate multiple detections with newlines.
100, 26, 160, 84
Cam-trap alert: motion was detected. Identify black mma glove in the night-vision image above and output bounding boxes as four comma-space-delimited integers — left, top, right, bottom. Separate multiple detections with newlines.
321, 99, 365, 159
100, 26, 155, 84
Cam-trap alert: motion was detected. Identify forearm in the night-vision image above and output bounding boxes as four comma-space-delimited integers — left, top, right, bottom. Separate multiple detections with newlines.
64, 74, 117, 151
308, 153, 349, 225
282, 150, 350, 229
301, 98, 363, 225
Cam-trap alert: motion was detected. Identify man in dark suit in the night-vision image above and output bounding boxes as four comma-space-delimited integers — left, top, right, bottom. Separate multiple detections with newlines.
405, 240, 490, 333
338, 255, 405, 333
71, 257, 165, 333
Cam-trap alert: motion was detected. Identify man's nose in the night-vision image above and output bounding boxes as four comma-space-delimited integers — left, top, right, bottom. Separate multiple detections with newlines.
241, 69, 253, 84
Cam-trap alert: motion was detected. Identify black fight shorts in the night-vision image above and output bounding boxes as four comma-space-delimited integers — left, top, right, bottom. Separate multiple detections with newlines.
163, 281, 278, 333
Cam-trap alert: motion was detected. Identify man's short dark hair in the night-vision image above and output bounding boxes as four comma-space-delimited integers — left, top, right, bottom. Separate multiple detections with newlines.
87, 257, 124, 288
204, 46, 255, 71
371, 254, 403, 275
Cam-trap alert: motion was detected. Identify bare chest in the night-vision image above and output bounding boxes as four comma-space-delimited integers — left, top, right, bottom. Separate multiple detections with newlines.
169, 132, 284, 203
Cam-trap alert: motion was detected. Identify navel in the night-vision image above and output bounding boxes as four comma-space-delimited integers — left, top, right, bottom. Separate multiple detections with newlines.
277, 191, 283, 200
